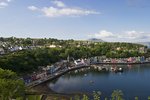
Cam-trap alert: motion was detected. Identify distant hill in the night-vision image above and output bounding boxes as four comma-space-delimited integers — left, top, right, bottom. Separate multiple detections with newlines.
88, 38, 104, 42
137, 42, 150, 48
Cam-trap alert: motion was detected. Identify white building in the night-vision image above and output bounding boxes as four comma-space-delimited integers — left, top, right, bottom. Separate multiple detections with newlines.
49, 45, 56, 48
0, 48, 5, 54
9, 46, 23, 52
74, 59, 85, 65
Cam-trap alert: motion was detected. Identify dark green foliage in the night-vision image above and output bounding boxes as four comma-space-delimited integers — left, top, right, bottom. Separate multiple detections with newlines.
93, 91, 101, 100
74, 95, 80, 100
135, 96, 138, 100
111, 90, 124, 100
148, 96, 150, 100
0, 48, 63, 73
0, 68, 25, 100
82, 94, 89, 100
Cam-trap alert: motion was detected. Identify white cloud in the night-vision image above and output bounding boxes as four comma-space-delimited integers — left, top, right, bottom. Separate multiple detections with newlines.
41, 7, 99, 17
28, 6, 38, 11
0, 2, 8, 7
89, 30, 150, 42
0, 0, 12, 8
52, 0, 66, 8
94, 30, 115, 38
124, 30, 139, 39
0, 0, 11, 2
7, 0, 11, 2
28, 0, 100, 18
123, 30, 150, 39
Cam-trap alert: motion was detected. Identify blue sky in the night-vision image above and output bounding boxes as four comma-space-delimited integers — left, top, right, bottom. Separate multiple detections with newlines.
0, 0, 150, 42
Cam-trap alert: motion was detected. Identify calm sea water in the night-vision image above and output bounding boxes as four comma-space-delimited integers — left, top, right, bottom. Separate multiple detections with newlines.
48, 64, 150, 100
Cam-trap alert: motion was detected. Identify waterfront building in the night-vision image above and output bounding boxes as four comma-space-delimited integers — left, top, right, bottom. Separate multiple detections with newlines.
111, 59, 117, 63
103, 59, 111, 63
35, 72, 47, 79
140, 56, 145, 62
84, 58, 90, 65
47, 65, 57, 74
74, 59, 85, 66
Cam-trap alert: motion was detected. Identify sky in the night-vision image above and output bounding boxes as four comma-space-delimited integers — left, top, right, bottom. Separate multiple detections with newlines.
0, 0, 150, 42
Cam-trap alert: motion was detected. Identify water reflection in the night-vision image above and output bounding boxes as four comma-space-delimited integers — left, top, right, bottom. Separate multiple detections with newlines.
48, 64, 150, 99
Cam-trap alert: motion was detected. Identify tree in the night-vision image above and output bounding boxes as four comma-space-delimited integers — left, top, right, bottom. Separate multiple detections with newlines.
134, 96, 138, 100
111, 89, 123, 100
0, 68, 25, 100
74, 95, 80, 100
82, 94, 89, 100
93, 91, 101, 100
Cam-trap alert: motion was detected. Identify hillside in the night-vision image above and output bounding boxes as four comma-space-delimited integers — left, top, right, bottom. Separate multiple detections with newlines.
88, 38, 104, 42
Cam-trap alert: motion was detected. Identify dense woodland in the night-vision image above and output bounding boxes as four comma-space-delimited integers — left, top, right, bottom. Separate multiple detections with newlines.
0, 37, 148, 74
0, 68, 24, 99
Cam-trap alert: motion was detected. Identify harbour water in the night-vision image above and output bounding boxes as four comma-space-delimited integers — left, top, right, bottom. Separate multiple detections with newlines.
48, 64, 150, 100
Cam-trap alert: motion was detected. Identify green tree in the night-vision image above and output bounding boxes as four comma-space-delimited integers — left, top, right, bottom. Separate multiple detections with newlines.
134, 96, 138, 100
148, 96, 150, 100
111, 90, 123, 100
82, 94, 89, 100
74, 95, 80, 100
0, 68, 25, 100
93, 91, 101, 100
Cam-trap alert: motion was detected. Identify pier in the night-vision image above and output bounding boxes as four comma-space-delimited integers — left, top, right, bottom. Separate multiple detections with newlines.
27, 64, 90, 88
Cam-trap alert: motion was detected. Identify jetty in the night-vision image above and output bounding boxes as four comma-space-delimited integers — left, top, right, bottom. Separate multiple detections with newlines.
27, 64, 90, 88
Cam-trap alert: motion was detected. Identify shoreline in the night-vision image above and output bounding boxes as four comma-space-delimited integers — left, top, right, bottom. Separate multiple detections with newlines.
27, 65, 90, 88
93, 61, 150, 65
27, 62, 150, 99
27, 61, 150, 88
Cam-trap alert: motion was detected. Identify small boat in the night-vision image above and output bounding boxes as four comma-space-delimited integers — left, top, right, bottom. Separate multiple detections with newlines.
118, 67, 123, 72
115, 67, 123, 73
101, 67, 107, 71
111, 67, 116, 71
90, 80, 94, 83
74, 70, 78, 73
84, 74, 87, 76
98, 67, 102, 71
